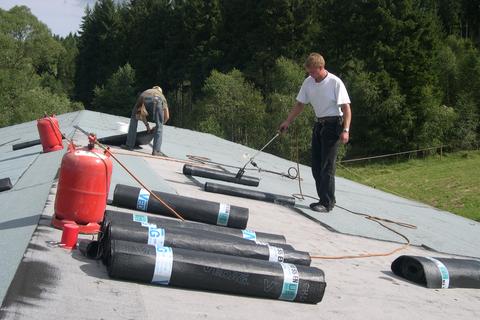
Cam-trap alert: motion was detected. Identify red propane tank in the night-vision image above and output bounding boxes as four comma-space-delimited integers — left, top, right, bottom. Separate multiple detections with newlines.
37, 115, 64, 153
53, 137, 113, 233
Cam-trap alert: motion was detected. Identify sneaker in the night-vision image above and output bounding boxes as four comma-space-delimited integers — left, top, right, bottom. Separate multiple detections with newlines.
309, 202, 331, 213
120, 144, 134, 151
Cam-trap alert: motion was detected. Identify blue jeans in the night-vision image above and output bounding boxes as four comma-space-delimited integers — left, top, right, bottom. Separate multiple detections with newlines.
126, 96, 163, 152
311, 117, 342, 210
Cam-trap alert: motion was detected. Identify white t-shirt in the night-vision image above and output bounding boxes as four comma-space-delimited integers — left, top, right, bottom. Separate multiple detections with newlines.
296, 73, 350, 118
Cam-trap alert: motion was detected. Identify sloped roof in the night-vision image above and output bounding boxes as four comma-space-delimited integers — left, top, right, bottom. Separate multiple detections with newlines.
0, 110, 479, 319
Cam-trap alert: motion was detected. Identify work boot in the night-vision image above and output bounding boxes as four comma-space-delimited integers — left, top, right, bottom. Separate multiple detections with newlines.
152, 151, 166, 157
120, 144, 134, 151
309, 202, 331, 213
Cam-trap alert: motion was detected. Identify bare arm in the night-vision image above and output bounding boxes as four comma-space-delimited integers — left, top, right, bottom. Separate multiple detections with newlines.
340, 103, 351, 144
278, 101, 305, 132
163, 107, 170, 124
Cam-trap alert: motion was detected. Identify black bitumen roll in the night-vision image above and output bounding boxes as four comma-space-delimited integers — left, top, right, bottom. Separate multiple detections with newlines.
12, 134, 66, 151
0, 177, 13, 192
183, 164, 260, 187
97, 130, 154, 146
103, 209, 287, 245
12, 139, 41, 151
204, 182, 296, 206
106, 240, 326, 304
391, 255, 480, 289
105, 222, 309, 265
112, 184, 249, 229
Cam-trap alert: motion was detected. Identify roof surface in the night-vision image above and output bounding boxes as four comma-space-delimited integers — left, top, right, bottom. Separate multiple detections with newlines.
0, 110, 479, 319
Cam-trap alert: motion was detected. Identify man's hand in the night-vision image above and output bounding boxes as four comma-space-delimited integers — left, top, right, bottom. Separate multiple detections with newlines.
340, 131, 349, 144
278, 120, 290, 133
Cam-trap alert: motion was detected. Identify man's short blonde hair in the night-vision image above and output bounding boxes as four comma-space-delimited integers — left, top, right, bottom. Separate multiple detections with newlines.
304, 53, 325, 68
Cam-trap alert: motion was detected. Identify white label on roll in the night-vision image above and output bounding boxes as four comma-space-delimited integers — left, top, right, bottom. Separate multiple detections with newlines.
136, 189, 150, 211
279, 263, 299, 301
241, 229, 257, 242
152, 246, 173, 285
148, 226, 165, 246
425, 257, 450, 288
217, 203, 230, 226
268, 245, 285, 262
141, 222, 156, 228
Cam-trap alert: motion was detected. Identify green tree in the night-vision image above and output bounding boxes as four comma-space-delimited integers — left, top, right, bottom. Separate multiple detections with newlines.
91, 63, 137, 116
265, 57, 314, 163
193, 69, 267, 148
0, 6, 83, 128
75, 0, 124, 105
218, 0, 321, 90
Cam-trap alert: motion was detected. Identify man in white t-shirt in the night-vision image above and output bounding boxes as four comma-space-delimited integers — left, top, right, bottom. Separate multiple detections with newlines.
279, 53, 351, 212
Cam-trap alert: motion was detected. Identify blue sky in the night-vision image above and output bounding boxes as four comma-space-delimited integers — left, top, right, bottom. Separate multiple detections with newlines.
0, 0, 98, 37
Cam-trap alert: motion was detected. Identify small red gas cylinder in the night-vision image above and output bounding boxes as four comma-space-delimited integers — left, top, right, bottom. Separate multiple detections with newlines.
52, 135, 113, 233
37, 115, 63, 153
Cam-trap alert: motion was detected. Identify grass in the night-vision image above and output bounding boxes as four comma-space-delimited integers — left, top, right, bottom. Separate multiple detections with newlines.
336, 150, 480, 222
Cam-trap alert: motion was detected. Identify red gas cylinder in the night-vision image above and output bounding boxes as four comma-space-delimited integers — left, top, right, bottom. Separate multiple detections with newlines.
37, 115, 64, 153
52, 135, 113, 233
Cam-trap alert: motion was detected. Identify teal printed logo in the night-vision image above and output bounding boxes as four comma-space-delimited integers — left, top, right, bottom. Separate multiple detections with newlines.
279, 263, 299, 301
425, 257, 450, 288
242, 229, 257, 242
155, 246, 172, 253
148, 226, 165, 246
136, 189, 150, 211
217, 203, 230, 226
133, 214, 148, 223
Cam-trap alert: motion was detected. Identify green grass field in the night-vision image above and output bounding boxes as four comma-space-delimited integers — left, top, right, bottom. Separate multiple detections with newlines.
336, 150, 480, 221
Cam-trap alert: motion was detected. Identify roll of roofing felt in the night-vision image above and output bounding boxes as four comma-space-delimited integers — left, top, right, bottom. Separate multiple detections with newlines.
106, 240, 326, 304
0, 177, 13, 192
12, 134, 66, 151
183, 164, 260, 187
97, 130, 154, 146
103, 209, 287, 245
391, 255, 480, 289
104, 222, 308, 265
12, 139, 41, 151
204, 182, 296, 206
112, 184, 249, 229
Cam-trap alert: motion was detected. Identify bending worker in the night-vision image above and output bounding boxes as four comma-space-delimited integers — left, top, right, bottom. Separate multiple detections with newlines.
279, 53, 351, 213
123, 86, 169, 156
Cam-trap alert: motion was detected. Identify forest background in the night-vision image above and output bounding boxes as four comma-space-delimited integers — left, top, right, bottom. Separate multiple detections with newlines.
1, 1, 479, 220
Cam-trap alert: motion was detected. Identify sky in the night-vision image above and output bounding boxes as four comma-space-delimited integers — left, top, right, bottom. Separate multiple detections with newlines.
0, 0, 99, 37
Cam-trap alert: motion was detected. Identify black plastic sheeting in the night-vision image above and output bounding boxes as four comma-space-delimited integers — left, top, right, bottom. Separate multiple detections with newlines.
112, 184, 249, 229
183, 164, 260, 187
97, 130, 154, 146
104, 222, 309, 265
106, 240, 326, 303
103, 209, 287, 245
0, 177, 12, 192
204, 182, 296, 206
391, 255, 480, 289
12, 134, 66, 151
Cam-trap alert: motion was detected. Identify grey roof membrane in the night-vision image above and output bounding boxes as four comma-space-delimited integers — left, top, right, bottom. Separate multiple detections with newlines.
0, 111, 174, 304
0, 110, 479, 315
159, 119, 480, 258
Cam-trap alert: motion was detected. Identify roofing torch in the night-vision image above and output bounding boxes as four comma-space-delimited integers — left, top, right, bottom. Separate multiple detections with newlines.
235, 132, 280, 179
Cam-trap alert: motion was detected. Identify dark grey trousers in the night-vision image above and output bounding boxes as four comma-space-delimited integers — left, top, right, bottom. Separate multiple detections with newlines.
126, 96, 163, 152
311, 117, 342, 210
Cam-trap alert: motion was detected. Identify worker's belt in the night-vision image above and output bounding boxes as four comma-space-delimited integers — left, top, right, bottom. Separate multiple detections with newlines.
315, 116, 342, 124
